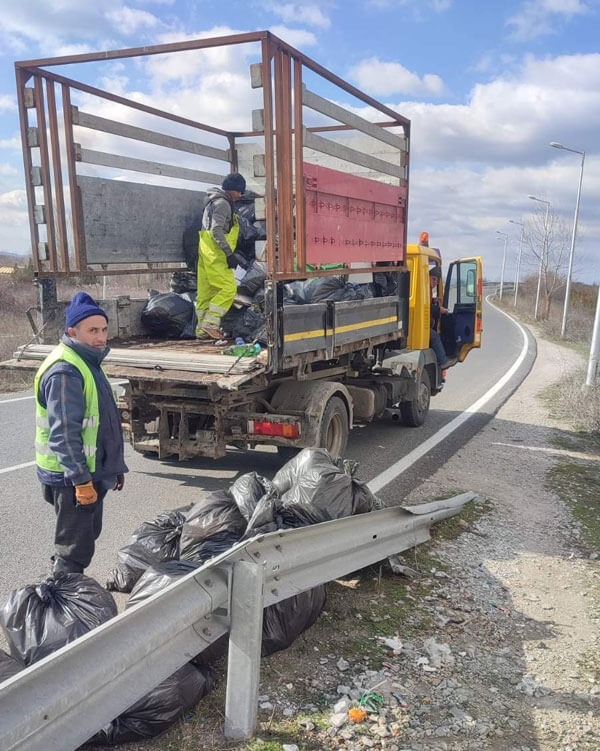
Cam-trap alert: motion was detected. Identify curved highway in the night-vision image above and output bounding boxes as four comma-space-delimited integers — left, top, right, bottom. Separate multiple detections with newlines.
0, 299, 533, 611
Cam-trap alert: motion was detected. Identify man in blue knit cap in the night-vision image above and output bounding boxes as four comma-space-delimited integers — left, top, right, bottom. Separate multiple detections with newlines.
34, 291, 128, 574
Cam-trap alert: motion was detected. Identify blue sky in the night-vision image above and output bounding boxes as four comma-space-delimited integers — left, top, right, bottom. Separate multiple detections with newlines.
0, 0, 598, 283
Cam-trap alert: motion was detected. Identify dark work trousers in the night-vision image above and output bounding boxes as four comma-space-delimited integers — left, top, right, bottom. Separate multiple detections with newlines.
430, 328, 447, 366
43, 484, 107, 573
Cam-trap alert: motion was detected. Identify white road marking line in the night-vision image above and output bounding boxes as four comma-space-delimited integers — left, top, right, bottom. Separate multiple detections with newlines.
367, 307, 529, 494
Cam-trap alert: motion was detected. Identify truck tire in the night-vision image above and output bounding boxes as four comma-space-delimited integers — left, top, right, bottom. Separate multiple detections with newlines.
400, 368, 431, 427
318, 396, 349, 458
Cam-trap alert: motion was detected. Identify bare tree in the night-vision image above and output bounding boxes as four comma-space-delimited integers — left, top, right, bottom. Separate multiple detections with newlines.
521, 206, 570, 320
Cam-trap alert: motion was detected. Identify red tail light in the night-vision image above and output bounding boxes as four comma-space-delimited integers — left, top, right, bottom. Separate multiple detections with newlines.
247, 420, 301, 438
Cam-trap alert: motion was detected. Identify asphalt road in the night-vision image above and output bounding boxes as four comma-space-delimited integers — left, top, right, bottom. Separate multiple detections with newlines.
0, 299, 533, 609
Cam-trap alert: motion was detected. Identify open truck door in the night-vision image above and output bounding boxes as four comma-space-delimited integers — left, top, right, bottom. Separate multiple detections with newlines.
441, 257, 483, 363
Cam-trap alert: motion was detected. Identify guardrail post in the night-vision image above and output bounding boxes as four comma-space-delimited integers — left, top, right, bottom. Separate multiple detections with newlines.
224, 560, 265, 739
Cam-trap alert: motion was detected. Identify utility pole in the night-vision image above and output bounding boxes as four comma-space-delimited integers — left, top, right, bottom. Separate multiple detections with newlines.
509, 219, 524, 307
550, 142, 586, 339
528, 196, 550, 320
496, 231, 508, 301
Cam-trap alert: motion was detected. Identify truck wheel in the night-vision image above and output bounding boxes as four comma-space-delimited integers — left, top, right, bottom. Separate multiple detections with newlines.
400, 368, 431, 427
318, 396, 349, 458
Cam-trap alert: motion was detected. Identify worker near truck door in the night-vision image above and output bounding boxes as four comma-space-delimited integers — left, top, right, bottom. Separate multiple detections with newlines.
34, 292, 128, 575
429, 265, 451, 369
196, 172, 248, 340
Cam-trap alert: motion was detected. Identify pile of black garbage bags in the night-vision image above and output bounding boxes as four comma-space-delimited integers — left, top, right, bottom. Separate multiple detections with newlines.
141, 186, 398, 343
0, 449, 381, 746
141, 263, 398, 343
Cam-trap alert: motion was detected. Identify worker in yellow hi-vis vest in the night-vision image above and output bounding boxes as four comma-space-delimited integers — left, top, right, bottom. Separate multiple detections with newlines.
34, 292, 128, 574
196, 172, 249, 340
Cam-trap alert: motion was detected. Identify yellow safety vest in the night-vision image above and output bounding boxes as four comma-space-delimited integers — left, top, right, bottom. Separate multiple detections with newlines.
34, 343, 100, 473
200, 213, 240, 257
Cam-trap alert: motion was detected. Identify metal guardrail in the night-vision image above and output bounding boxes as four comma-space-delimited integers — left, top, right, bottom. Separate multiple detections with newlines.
0, 493, 475, 750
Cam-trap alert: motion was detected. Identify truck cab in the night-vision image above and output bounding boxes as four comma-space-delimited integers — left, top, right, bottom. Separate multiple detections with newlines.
407, 239, 482, 364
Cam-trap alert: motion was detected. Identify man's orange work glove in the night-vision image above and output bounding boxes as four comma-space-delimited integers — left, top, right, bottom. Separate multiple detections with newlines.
75, 481, 97, 505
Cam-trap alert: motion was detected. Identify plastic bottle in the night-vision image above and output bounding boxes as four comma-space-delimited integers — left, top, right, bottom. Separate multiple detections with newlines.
223, 341, 261, 357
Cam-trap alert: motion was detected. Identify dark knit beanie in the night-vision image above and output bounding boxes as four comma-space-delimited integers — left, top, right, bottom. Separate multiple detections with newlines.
65, 292, 108, 330
221, 173, 246, 193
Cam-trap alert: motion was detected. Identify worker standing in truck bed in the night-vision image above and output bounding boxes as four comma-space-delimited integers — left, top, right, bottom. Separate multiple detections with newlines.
195, 172, 248, 341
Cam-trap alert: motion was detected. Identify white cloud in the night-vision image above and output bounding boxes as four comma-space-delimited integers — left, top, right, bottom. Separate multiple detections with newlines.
0, 2, 165, 54
0, 189, 28, 253
0, 95, 16, 113
507, 0, 592, 40
265, 3, 332, 29
105, 6, 163, 34
0, 137, 20, 149
348, 58, 445, 97
267, 26, 318, 48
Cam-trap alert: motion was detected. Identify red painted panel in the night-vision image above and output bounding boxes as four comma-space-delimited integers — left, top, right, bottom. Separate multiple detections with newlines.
303, 162, 406, 266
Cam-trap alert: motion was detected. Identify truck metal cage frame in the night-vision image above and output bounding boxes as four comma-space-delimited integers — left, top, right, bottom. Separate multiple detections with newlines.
15, 30, 410, 282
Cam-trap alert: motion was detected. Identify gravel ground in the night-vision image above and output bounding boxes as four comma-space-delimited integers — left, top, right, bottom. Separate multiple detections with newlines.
247, 334, 600, 751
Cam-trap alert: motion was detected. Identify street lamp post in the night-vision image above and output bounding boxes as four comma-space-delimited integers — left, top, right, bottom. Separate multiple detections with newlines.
528, 195, 550, 320
550, 141, 586, 339
509, 219, 524, 307
496, 231, 508, 300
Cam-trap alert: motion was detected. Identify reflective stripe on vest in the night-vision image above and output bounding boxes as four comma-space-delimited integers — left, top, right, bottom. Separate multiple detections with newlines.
34, 343, 100, 473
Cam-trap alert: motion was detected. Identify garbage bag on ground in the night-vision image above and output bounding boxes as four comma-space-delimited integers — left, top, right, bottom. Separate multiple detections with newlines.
106, 508, 188, 593
229, 471, 275, 521
126, 560, 201, 609
262, 584, 328, 656
0, 648, 24, 681
0, 573, 117, 665
272, 447, 380, 526
179, 491, 246, 563
140, 291, 197, 339
85, 662, 213, 746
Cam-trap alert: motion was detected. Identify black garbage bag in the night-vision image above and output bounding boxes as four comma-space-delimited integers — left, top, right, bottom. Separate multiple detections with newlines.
182, 529, 242, 565
230, 472, 275, 522
262, 584, 327, 656
182, 227, 201, 270
220, 305, 267, 344
106, 508, 188, 593
0, 573, 117, 665
170, 270, 197, 294
140, 291, 197, 339
272, 448, 380, 526
0, 648, 24, 681
126, 560, 201, 609
284, 276, 347, 304
85, 662, 213, 745
237, 261, 267, 297
244, 491, 282, 537
179, 490, 247, 563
